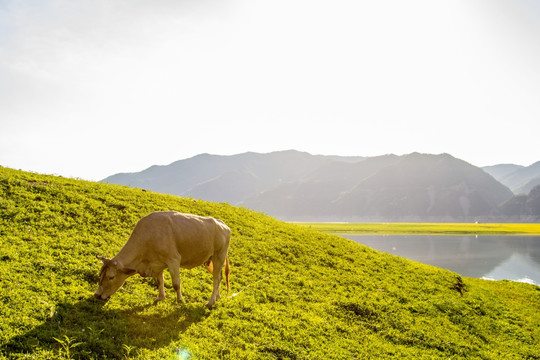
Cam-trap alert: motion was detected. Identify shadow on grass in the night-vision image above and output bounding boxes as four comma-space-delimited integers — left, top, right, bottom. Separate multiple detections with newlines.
2, 296, 210, 358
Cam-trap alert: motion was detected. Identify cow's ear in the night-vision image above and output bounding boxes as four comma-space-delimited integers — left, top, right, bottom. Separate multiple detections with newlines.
120, 268, 136, 275
96, 255, 110, 263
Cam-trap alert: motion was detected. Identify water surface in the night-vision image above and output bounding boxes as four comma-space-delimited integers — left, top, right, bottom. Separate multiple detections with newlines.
345, 235, 540, 285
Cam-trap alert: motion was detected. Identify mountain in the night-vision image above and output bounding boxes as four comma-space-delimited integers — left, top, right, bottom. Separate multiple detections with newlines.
243, 153, 514, 221
239, 154, 400, 219
335, 153, 511, 219
2, 167, 539, 359
103, 150, 363, 204
483, 162, 540, 194
516, 177, 540, 195
482, 164, 523, 180
103, 150, 514, 221
496, 185, 540, 220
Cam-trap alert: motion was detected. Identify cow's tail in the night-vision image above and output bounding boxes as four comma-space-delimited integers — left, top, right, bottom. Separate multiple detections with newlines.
224, 254, 231, 296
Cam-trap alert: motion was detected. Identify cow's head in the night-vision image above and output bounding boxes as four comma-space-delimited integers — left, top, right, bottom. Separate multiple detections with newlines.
94, 256, 136, 300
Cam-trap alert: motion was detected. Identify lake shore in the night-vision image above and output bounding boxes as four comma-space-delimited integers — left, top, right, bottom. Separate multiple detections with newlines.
295, 222, 540, 235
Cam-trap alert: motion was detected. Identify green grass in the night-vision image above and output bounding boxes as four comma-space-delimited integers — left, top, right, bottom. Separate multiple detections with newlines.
296, 222, 540, 235
1, 166, 539, 359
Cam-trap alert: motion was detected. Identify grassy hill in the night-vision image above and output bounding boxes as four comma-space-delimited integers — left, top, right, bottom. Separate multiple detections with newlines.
1, 166, 539, 359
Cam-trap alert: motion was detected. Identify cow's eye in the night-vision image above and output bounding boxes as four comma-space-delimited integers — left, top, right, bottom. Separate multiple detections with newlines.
108, 276, 115, 280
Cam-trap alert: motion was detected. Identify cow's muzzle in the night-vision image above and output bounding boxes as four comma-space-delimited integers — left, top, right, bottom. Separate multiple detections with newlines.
94, 293, 109, 301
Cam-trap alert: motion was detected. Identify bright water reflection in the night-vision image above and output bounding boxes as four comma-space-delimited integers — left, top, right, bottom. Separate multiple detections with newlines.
345, 235, 540, 285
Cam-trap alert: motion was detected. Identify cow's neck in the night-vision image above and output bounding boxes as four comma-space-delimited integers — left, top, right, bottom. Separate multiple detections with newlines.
113, 242, 162, 277
113, 241, 142, 269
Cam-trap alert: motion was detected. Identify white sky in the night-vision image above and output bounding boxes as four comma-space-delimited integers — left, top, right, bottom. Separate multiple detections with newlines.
1, 0, 539, 181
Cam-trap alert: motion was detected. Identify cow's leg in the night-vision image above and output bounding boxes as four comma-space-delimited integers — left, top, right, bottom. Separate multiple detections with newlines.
167, 260, 184, 304
206, 252, 226, 308
155, 271, 166, 303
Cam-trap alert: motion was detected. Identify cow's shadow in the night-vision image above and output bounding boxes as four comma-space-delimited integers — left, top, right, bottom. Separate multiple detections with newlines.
3, 296, 210, 358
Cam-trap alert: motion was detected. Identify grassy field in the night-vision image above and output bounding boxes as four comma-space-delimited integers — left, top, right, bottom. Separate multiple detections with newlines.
297, 222, 540, 235
1, 166, 539, 359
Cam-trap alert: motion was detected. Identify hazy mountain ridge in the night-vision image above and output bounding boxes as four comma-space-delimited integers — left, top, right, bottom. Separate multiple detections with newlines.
241, 153, 514, 221
104, 151, 340, 202
483, 161, 540, 194
102, 150, 532, 221
496, 185, 540, 220
337, 154, 510, 218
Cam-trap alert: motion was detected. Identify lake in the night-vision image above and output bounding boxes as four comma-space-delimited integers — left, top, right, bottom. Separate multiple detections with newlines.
345, 235, 540, 285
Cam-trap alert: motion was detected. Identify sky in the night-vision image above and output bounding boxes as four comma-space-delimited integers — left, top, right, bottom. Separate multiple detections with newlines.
1, 0, 539, 181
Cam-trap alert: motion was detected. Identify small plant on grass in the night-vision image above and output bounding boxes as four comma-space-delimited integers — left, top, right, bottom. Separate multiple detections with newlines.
53, 335, 83, 360
122, 344, 137, 359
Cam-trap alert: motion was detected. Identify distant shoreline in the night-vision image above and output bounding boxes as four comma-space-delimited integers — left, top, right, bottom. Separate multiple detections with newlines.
295, 222, 540, 235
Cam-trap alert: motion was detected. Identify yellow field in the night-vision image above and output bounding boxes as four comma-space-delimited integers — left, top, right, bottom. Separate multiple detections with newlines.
296, 222, 540, 235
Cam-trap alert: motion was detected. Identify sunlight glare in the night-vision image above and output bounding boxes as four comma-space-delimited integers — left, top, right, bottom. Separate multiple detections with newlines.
174, 347, 192, 360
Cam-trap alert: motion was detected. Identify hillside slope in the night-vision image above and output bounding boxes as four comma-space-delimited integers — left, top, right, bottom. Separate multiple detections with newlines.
1, 167, 539, 359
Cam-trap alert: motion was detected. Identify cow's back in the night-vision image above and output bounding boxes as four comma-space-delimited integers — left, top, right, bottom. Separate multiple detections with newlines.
123, 211, 230, 269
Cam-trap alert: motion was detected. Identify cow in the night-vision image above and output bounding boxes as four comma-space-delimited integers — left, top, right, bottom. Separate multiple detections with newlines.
94, 211, 231, 308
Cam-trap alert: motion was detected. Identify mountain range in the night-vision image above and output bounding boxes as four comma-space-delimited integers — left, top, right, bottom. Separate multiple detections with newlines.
103, 150, 539, 222
482, 162, 540, 195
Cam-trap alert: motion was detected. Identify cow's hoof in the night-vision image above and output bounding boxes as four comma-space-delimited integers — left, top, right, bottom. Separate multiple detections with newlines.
177, 297, 186, 305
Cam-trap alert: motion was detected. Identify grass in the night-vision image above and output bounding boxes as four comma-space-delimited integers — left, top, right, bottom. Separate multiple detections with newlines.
296, 222, 540, 235
1, 166, 539, 359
